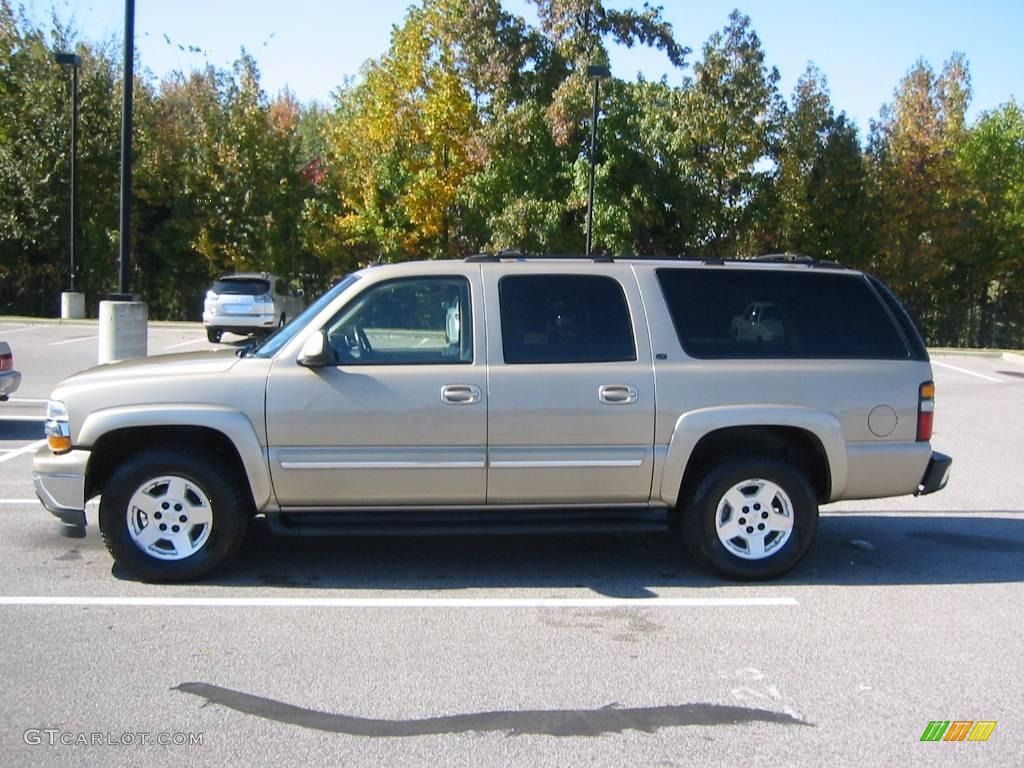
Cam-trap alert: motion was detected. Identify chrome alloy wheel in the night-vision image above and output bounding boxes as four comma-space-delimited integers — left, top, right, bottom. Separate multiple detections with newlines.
125, 475, 213, 561
714, 478, 794, 560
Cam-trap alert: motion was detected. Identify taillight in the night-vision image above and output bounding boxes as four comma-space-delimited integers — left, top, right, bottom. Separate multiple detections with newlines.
0, 352, 11, 372
917, 381, 935, 442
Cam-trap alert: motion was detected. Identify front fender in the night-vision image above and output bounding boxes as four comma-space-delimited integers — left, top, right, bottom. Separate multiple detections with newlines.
78, 405, 273, 510
657, 405, 848, 507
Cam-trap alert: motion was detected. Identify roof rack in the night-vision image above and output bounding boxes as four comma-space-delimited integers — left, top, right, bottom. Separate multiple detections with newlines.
460, 252, 847, 269
750, 253, 846, 269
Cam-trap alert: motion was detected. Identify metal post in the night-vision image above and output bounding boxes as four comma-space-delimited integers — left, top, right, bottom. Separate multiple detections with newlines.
586, 77, 598, 257
70, 62, 78, 292
117, 0, 135, 296
584, 65, 609, 258
54, 52, 81, 294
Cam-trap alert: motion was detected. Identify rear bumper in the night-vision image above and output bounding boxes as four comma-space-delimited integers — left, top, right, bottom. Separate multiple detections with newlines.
203, 311, 276, 330
916, 451, 952, 496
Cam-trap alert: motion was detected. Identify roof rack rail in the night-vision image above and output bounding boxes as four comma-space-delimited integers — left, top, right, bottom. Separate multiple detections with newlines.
750, 253, 846, 269
464, 251, 617, 263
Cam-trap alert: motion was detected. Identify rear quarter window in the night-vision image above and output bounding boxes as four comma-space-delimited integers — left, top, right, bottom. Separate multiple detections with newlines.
655, 268, 911, 360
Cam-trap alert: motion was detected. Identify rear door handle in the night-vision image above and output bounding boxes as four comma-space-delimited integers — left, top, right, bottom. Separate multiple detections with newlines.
441, 384, 482, 405
599, 385, 638, 404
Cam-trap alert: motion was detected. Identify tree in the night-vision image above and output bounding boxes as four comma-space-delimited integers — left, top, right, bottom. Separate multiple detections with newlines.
867, 54, 972, 335
676, 10, 782, 258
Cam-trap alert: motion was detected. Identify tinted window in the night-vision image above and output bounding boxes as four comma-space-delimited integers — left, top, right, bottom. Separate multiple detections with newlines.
499, 275, 636, 364
325, 277, 472, 365
656, 269, 910, 360
212, 278, 270, 295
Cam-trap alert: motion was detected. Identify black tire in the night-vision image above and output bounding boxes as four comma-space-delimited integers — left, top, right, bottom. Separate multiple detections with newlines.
206, 328, 222, 343
99, 448, 249, 582
680, 455, 818, 580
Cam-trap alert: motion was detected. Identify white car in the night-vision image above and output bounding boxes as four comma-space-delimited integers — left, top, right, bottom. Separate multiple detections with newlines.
0, 341, 22, 401
202, 273, 305, 343
731, 301, 785, 342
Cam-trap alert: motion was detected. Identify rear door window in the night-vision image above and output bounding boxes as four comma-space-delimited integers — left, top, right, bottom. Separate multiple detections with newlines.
498, 275, 636, 364
656, 269, 910, 359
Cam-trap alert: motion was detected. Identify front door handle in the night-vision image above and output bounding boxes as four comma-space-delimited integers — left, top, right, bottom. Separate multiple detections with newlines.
599, 385, 638, 404
441, 384, 482, 405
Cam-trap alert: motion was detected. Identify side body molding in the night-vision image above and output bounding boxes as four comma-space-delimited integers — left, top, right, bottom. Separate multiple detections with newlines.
657, 405, 848, 507
78, 405, 274, 510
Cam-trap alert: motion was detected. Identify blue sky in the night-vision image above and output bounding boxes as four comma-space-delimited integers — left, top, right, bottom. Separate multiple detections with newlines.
25, 0, 1023, 134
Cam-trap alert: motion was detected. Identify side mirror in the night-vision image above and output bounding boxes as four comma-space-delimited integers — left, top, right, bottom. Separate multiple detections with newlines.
297, 331, 335, 368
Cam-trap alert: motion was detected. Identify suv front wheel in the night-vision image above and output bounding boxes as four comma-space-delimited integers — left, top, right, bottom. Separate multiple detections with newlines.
99, 448, 249, 582
682, 456, 818, 580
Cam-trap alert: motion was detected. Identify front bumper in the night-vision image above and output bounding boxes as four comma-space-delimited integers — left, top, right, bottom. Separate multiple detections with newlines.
916, 451, 952, 496
32, 446, 90, 528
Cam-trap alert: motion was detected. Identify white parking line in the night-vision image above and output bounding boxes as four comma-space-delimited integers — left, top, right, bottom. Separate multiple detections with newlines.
6, 397, 48, 404
163, 338, 207, 350
0, 414, 45, 422
0, 500, 41, 504
0, 325, 37, 333
932, 361, 1004, 383
49, 335, 99, 347
0, 596, 799, 608
0, 439, 46, 464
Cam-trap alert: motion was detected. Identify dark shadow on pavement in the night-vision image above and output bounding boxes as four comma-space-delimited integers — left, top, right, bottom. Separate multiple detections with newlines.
132, 511, 1024, 592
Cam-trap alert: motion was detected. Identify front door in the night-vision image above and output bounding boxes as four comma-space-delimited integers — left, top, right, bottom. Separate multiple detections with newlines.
265, 271, 486, 507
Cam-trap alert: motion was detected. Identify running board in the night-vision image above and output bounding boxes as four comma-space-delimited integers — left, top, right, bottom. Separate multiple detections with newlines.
267, 508, 672, 537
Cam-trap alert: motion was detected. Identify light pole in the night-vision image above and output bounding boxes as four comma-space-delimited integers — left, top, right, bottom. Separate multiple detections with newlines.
54, 52, 81, 294
585, 64, 610, 257
98, 0, 147, 364
117, 0, 135, 298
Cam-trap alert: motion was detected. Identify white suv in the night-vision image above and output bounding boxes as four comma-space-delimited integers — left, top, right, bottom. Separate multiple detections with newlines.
202, 273, 305, 343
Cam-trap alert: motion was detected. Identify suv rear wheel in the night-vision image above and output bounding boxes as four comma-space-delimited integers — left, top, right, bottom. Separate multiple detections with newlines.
682, 456, 818, 580
99, 448, 248, 582
206, 328, 222, 343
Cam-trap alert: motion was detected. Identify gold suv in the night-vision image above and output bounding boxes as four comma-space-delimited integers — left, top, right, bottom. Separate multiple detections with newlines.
34, 255, 951, 582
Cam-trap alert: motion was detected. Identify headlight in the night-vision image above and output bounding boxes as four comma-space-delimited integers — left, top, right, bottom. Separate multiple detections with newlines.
45, 400, 71, 453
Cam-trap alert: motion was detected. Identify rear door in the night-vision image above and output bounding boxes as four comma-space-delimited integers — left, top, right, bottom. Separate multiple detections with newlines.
483, 265, 656, 504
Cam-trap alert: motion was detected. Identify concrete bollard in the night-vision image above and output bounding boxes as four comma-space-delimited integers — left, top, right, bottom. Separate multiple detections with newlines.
98, 300, 148, 364
60, 292, 86, 320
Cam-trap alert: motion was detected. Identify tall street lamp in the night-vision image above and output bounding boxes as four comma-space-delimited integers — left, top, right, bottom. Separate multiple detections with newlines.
585, 64, 610, 257
54, 51, 81, 294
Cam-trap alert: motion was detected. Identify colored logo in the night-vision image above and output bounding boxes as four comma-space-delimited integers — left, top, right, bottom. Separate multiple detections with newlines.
920, 720, 997, 742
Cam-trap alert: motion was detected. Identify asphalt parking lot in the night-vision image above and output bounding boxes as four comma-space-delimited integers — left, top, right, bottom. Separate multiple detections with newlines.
1, 319, 1022, 767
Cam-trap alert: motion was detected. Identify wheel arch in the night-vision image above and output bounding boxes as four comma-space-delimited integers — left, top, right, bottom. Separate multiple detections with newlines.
80, 407, 272, 511
659, 407, 847, 508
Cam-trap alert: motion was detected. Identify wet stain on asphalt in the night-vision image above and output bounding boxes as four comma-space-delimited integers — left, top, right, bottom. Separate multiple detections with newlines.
907, 530, 1024, 553
55, 548, 82, 561
173, 682, 811, 737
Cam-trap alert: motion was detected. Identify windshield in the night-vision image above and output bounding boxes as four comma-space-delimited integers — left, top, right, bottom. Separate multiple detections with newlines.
211, 278, 270, 295
251, 274, 360, 358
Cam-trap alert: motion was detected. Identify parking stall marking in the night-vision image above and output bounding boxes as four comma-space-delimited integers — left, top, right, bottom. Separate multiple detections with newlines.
49, 335, 99, 347
0, 595, 799, 609
162, 337, 209, 350
932, 360, 1005, 383
0, 439, 46, 464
